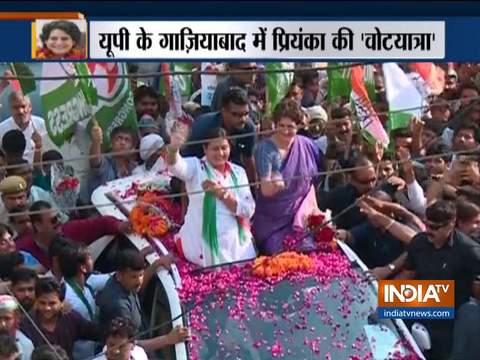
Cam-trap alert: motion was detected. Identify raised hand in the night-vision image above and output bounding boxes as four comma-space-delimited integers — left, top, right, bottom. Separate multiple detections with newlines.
169, 121, 189, 151
32, 128, 42, 150
90, 119, 103, 144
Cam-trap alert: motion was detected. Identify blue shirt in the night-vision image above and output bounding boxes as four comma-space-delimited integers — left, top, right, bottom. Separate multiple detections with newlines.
182, 112, 256, 166
88, 156, 136, 196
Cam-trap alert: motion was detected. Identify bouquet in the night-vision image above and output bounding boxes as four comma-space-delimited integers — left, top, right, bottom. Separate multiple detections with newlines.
307, 211, 336, 249
51, 164, 80, 211
129, 186, 180, 238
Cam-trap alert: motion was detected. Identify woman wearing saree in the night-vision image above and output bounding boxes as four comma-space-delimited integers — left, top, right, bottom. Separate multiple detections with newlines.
253, 99, 323, 255
166, 125, 256, 267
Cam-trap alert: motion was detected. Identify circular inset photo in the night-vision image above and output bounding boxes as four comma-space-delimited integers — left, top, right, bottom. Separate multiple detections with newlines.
34, 19, 87, 60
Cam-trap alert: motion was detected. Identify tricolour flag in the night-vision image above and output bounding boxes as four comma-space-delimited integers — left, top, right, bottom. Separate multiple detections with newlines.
10, 63, 36, 94
328, 62, 376, 103
409, 63, 445, 96
383, 63, 424, 131
351, 65, 389, 147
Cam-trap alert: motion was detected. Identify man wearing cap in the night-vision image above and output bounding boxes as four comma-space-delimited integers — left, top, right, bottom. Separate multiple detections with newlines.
6, 159, 68, 223
137, 114, 160, 138
210, 62, 257, 112
0, 295, 34, 360
305, 105, 328, 140
0, 176, 28, 231
133, 133, 166, 176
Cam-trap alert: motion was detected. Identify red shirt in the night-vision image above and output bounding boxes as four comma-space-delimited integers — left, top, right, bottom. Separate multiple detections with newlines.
16, 216, 122, 269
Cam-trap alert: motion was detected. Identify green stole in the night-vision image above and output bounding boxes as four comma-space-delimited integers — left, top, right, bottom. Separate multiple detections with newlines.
202, 161, 246, 262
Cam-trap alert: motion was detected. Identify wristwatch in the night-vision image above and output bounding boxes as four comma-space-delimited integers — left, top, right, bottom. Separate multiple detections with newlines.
387, 263, 396, 272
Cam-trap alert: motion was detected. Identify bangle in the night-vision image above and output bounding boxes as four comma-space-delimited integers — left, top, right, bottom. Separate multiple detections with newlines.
384, 219, 395, 232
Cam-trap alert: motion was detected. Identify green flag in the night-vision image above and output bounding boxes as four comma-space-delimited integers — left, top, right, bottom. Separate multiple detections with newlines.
10, 63, 36, 94
87, 62, 138, 148
327, 63, 376, 103
327, 62, 351, 103
265, 62, 294, 114
159, 63, 193, 98
74, 63, 98, 106
40, 63, 91, 147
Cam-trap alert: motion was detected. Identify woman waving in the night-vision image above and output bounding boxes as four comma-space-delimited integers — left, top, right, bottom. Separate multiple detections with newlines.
166, 124, 256, 267
253, 99, 323, 255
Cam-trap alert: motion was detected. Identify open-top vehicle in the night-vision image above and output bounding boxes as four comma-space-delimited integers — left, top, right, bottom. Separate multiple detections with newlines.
89, 174, 425, 360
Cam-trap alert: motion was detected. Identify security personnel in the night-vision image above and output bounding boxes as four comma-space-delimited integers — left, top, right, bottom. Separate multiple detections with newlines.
0, 176, 28, 227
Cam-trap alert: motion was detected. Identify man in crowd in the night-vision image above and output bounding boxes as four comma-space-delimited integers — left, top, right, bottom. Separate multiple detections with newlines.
58, 242, 109, 359
20, 277, 100, 359
98, 249, 189, 353
300, 69, 321, 108
210, 62, 257, 112
92, 317, 149, 360
16, 200, 131, 269
8, 205, 32, 239
134, 86, 169, 141
319, 156, 377, 229
374, 200, 480, 359
0, 334, 20, 360
0, 295, 33, 360
0, 176, 28, 227
9, 267, 37, 313
1, 130, 26, 164
6, 159, 67, 221
0, 92, 50, 164
183, 87, 257, 181
88, 124, 138, 196
314, 106, 354, 158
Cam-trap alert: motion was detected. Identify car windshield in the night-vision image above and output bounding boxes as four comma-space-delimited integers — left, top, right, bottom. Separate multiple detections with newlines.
181, 252, 418, 360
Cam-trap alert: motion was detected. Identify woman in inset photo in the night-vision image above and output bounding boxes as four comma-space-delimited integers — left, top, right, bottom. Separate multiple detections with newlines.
36, 20, 85, 60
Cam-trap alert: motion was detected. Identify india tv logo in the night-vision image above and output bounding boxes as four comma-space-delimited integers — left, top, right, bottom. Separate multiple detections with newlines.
378, 280, 455, 319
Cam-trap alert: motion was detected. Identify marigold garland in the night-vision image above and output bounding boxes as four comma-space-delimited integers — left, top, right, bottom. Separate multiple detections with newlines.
252, 251, 315, 279
129, 188, 179, 238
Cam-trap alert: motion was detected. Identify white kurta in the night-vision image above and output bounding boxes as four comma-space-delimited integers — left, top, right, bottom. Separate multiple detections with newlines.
132, 156, 167, 176
0, 116, 51, 164
169, 156, 256, 267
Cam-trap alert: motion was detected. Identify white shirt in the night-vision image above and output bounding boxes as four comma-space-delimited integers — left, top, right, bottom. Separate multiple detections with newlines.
396, 179, 427, 216
16, 330, 34, 360
92, 345, 149, 360
0, 115, 48, 163
169, 156, 256, 267
132, 157, 167, 176
314, 135, 328, 155
64, 273, 112, 360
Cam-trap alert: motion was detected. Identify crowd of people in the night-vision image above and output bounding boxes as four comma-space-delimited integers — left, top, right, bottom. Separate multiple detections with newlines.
0, 62, 479, 359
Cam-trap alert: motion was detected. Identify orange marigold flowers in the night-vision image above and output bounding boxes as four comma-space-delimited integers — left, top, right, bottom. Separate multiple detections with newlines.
130, 203, 170, 238
252, 252, 315, 279
128, 188, 180, 238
